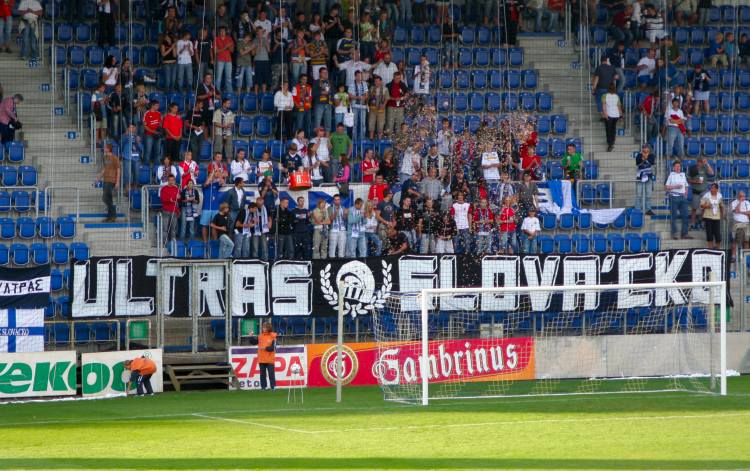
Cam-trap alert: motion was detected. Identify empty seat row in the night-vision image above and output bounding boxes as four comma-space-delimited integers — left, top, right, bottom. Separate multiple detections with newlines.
0, 216, 76, 240
2, 142, 24, 163
0, 242, 89, 266
392, 25, 515, 47
683, 136, 750, 157
0, 166, 37, 187
0, 189, 38, 213
539, 208, 643, 232
53, 22, 148, 44
435, 91, 551, 113
537, 232, 660, 255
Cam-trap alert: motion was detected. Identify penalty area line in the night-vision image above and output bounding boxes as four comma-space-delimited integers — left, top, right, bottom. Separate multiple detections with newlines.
192, 413, 317, 434
305, 411, 750, 434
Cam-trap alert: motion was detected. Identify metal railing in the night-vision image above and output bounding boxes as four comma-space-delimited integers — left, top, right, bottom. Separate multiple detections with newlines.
0, 186, 41, 218
76, 91, 85, 135
45, 320, 122, 351
44, 185, 80, 220
563, 2, 573, 47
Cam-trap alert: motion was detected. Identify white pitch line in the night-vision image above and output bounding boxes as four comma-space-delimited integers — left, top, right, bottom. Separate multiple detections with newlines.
192, 413, 316, 434
303, 411, 750, 434
0, 391, 747, 429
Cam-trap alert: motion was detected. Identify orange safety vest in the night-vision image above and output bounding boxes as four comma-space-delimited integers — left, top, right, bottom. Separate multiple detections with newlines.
293, 84, 312, 112
130, 357, 157, 375
257, 332, 277, 364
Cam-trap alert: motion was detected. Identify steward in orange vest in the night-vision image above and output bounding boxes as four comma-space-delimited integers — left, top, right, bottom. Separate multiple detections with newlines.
124, 356, 157, 396
251, 322, 277, 390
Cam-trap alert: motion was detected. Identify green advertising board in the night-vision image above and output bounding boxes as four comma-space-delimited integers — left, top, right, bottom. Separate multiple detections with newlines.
0, 351, 77, 398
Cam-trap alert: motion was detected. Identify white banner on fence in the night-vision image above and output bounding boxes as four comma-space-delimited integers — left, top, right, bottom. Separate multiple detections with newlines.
80, 349, 163, 398
229, 345, 307, 390
0, 351, 77, 398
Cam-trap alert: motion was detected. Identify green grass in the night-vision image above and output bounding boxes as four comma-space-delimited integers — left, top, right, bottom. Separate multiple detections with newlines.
1, 377, 749, 471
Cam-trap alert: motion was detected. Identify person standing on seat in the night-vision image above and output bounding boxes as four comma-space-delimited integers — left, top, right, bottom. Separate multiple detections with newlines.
124, 355, 157, 396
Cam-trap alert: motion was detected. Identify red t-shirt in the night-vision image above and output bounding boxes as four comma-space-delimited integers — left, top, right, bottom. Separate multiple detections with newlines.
215, 35, 234, 63
143, 110, 162, 136
368, 183, 389, 201
160, 185, 180, 214
162, 113, 183, 141
472, 207, 495, 232
498, 207, 516, 232
361, 159, 379, 183
0, 0, 13, 17
179, 160, 198, 188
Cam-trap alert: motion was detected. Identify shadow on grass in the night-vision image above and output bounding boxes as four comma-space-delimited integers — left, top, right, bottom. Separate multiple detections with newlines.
4, 458, 750, 470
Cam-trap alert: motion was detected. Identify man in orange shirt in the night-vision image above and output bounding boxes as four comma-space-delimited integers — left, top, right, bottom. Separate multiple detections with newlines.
124, 355, 157, 396
251, 322, 277, 390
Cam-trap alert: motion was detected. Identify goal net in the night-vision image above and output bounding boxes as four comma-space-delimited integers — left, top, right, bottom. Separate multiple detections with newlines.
371, 282, 727, 405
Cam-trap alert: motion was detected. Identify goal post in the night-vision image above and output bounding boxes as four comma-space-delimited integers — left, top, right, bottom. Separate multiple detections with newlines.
373, 280, 727, 405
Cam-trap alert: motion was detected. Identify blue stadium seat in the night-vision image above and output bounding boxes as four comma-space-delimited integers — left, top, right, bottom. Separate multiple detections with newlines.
123, 45, 140, 66
56, 23, 73, 42
86, 45, 104, 66
643, 232, 660, 251
717, 136, 732, 157
573, 234, 590, 253
259, 93, 274, 113
505, 70, 521, 89
31, 243, 49, 265
591, 27, 607, 45
737, 92, 750, 112
547, 161, 563, 180
142, 46, 159, 66
0, 165, 17, 186
410, 25, 425, 44
241, 92, 258, 113
508, 47, 524, 66
19, 166, 37, 186
503, 92, 518, 111
554, 234, 572, 254
491, 48, 506, 67
540, 212, 556, 231
719, 113, 733, 133
685, 137, 701, 157
454, 70, 471, 89
715, 158, 732, 178
486, 70, 501, 90
550, 138, 566, 158
472, 70, 487, 89
16, 217, 35, 239
406, 47, 421, 67
558, 213, 575, 230
453, 92, 468, 112
552, 115, 567, 134
535, 138, 548, 157
486, 92, 501, 113
458, 48, 473, 67
702, 137, 718, 157
739, 70, 750, 89
0, 217, 14, 239
69, 45, 85, 66
0, 190, 10, 212
523, 70, 538, 89
537, 92, 553, 112
577, 212, 592, 230
11, 243, 29, 266
536, 116, 551, 134
474, 47, 490, 67
51, 243, 69, 265
538, 235, 554, 254
255, 116, 272, 137
466, 115, 481, 133
57, 216, 76, 238
737, 115, 750, 133
702, 114, 718, 133
188, 240, 206, 258
12, 191, 31, 212
393, 26, 407, 45
423, 47, 439, 66
583, 160, 598, 179
674, 27, 689, 45
427, 25, 442, 44
628, 208, 644, 229
50, 269, 63, 291
596, 183, 611, 206
70, 242, 89, 260
237, 116, 253, 137
460, 26, 475, 44
735, 159, 750, 178
592, 234, 607, 253
520, 92, 535, 111
6, 141, 24, 162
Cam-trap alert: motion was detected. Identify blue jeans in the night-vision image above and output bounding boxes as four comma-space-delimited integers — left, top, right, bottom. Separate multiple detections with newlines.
314, 104, 332, 132
290, 62, 305, 87
121, 159, 138, 187
215, 60, 233, 93
162, 63, 177, 91
475, 234, 492, 254
346, 233, 367, 258
519, 233, 537, 254
454, 229, 472, 254
666, 126, 685, 157
545, 10, 560, 32
180, 210, 196, 241
366, 232, 382, 256
143, 134, 161, 165
236, 65, 254, 91
635, 180, 653, 212
352, 108, 367, 143
398, 0, 413, 25
20, 24, 38, 59
594, 88, 607, 112
218, 234, 234, 259
177, 63, 193, 91
669, 195, 689, 237
252, 234, 268, 260
295, 110, 311, 136
498, 231, 517, 253
0, 16, 12, 46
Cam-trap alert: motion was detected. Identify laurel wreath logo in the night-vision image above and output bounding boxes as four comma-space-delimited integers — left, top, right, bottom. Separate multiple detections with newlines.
320, 260, 392, 318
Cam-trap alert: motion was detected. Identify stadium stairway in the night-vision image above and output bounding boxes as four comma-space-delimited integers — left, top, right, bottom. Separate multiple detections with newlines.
521, 36, 705, 249
0, 53, 151, 257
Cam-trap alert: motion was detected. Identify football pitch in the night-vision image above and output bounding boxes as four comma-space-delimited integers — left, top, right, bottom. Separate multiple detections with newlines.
1, 377, 750, 471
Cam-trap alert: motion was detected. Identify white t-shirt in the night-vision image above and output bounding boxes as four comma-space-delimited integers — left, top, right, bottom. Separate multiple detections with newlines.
413, 63, 430, 94
230, 159, 252, 182
637, 57, 655, 77
452, 202, 471, 230
400, 149, 419, 176
254, 19, 272, 35
665, 171, 688, 197
603, 93, 621, 118
311, 137, 330, 161
311, 154, 324, 181
481, 151, 500, 181
731, 199, 750, 223
176, 39, 194, 65
102, 67, 118, 86
664, 107, 686, 127
373, 61, 398, 85
521, 216, 540, 234
339, 60, 372, 87
257, 160, 273, 178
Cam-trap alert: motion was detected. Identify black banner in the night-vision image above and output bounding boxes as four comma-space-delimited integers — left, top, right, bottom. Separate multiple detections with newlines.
0, 264, 51, 309
70, 250, 729, 318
